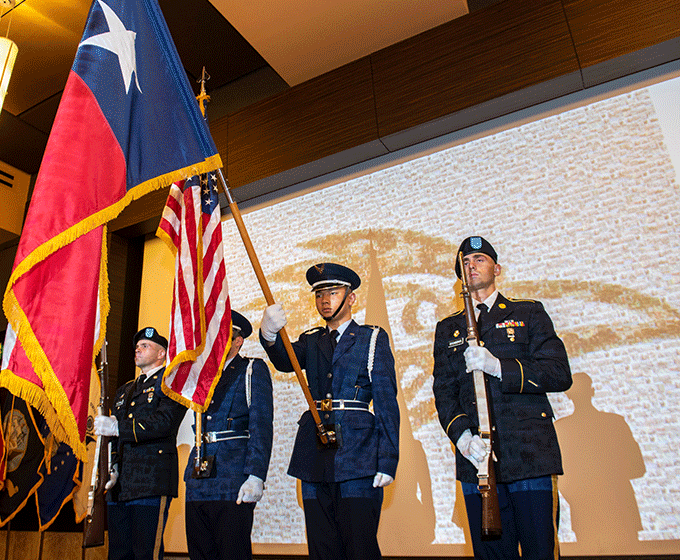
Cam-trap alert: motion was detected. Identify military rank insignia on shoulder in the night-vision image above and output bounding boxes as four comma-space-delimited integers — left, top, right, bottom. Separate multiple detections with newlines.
506, 297, 536, 303
302, 326, 325, 335
445, 309, 464, 319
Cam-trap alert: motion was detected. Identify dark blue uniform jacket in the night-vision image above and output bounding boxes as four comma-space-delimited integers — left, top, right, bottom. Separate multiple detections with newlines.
432, 293, 572, 484
262, 320, 399, 483
184, 354, 274, 501
109, 368, 187, 502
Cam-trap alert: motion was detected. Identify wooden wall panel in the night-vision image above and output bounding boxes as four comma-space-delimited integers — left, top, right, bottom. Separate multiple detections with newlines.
210, 116, 229, 174
106, 234, 144, 393
109, 187, 170, 233
103, 0, 680, 233
226, 57, 379, 188
106, 234, 127, 395
371, 0, 580, 139
563, 0, 680, 68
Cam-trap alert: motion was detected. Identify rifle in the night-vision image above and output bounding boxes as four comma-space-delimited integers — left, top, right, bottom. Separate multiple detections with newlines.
458, 251, 502, 539
83, 341, 111, 548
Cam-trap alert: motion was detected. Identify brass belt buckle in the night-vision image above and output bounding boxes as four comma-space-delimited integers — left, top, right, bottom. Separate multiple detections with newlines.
321, 399, 333, 411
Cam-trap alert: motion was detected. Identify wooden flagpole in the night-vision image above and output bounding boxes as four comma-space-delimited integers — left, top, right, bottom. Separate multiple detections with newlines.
214, 169, 334, 445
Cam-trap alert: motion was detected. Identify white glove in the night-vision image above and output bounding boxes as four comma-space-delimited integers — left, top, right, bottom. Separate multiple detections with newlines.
237, 474, 264, 504
260, 304, 287, 342
105, 464, 119, 491
372, 472, 394, 488
94, 415, 119, 437
456, 429, 488, 469
464, 346, 501, 378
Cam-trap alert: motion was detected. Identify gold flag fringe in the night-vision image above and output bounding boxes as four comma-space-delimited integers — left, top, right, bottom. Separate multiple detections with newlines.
1, 155, 223, 462
157, 180, 232, 413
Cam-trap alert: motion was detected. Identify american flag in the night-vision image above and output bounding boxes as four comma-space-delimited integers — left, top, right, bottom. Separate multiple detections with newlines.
157, 171, 231, 411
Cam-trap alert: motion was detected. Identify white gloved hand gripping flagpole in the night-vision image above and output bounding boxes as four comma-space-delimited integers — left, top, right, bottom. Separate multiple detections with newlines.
214, 168, 334, 447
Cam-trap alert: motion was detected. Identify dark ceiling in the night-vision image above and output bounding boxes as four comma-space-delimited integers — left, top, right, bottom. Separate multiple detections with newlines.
0, 0, 283, 175
0, 0, 500, 177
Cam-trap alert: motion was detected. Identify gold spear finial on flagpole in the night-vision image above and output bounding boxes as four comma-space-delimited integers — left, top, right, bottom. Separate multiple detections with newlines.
197, 67, 210, 117
194, 66, 334, 446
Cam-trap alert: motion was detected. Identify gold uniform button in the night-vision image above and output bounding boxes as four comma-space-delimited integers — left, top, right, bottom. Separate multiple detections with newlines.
158, 449, 163, 454
128, 413, 133, 418
327, 373, 332, 379
131, 401, 135, 406
324, 414, 330, 420
541, 412, 547, 417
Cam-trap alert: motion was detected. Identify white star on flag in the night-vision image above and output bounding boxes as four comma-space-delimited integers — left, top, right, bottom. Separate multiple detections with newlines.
79, 0, 142, 94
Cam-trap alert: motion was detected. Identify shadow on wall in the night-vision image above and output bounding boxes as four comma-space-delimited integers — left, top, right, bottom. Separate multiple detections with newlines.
554, 372, 645, 551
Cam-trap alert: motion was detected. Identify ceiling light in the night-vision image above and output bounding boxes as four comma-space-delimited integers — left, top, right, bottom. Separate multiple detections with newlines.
0, 36, 17, 113
0, 0, 17, 113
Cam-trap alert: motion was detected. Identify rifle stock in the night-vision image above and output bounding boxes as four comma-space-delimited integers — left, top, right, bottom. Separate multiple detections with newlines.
83, 342, 110, 548
458, 252, 502, 538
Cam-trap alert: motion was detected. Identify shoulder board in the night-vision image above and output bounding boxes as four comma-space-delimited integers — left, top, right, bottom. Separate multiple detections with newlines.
242, 355, 265, 363
505, 297, 537, 303
444, 309, 464, 319
302, 326, 325, 335
361, 324, 381, 330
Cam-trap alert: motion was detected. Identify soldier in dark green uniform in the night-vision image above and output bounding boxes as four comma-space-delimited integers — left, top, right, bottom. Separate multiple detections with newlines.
432, 237, 572, 560
95, 327, 186, 560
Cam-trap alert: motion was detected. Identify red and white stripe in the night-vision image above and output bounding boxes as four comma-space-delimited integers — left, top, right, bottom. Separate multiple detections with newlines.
157, 175, 231, 412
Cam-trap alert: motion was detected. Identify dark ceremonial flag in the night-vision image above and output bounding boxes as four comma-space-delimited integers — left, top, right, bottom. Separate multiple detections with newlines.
0, 395, 44, 526
35, 418, 82, 530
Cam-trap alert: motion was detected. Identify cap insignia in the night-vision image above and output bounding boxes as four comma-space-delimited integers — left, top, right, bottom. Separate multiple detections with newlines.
470, 237, 483, 250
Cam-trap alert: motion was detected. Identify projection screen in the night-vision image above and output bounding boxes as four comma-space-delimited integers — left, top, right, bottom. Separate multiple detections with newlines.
139, 64, 680, 557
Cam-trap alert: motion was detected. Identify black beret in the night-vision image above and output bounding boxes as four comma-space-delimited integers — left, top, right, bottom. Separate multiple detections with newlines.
306, 263, 361, 292
455, 236, 498, 279
133, 327, 168, 350
231, 311, 253, 339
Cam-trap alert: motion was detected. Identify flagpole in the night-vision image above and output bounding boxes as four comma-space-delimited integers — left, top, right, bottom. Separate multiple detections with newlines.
215, 169, 334, 446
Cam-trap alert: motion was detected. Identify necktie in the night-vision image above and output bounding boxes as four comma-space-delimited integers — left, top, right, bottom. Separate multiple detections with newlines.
476, 303, 488, 332
329, 329, 339, 351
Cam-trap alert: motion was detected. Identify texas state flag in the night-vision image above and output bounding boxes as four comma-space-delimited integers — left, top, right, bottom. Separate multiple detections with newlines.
0, 0, 222, 460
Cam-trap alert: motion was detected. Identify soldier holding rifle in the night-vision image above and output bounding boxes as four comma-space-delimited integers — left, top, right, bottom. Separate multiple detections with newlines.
94, 327, 186, 560
260, 263, 399, 560
432, 237, 572, 560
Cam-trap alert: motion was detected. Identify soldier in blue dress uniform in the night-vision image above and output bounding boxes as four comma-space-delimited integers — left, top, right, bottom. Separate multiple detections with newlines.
184, 311, 273, 560
259, 263, 399, 560
432, 237, 572, 560
94, 327, 187, 560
